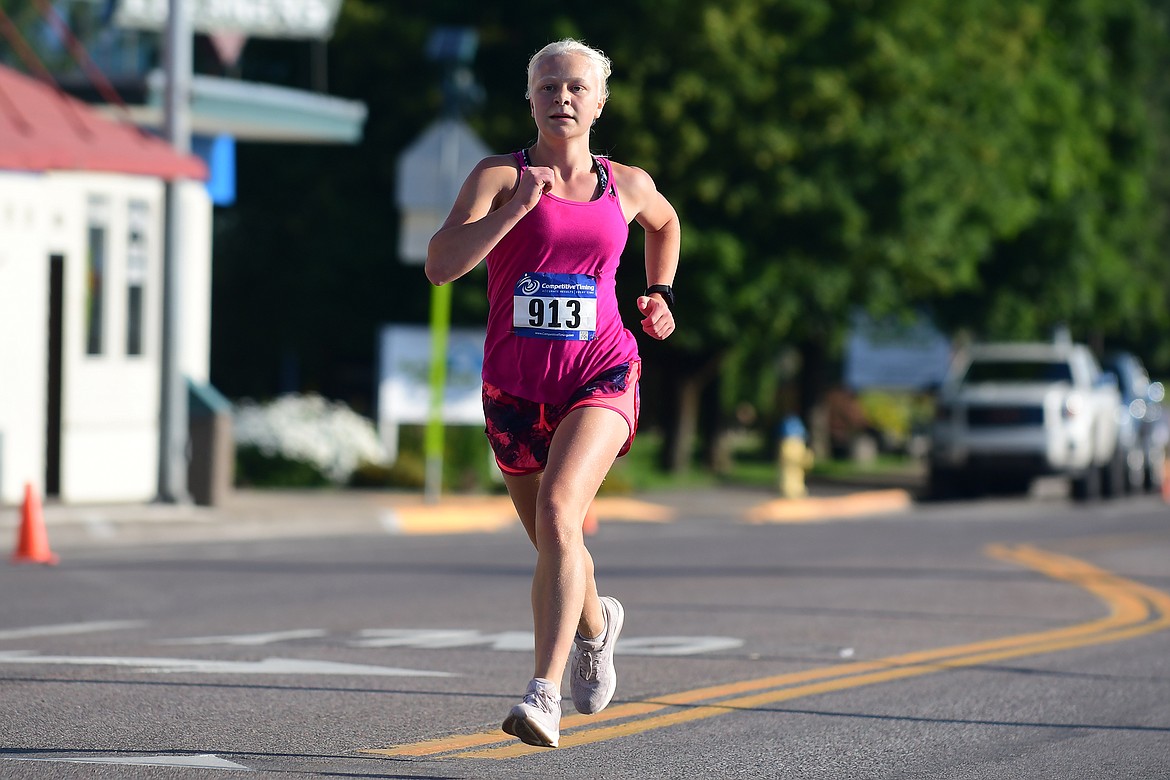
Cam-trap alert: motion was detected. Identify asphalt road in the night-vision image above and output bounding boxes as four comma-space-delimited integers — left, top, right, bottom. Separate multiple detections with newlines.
2, 489, 1169, 779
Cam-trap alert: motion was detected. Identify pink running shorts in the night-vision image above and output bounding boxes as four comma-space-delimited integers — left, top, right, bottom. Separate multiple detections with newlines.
483, 361, 641, 476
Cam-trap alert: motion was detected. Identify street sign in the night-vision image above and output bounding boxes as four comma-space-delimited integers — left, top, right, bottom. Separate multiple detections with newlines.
845, 310, 953, 391
113, 0, 343, 39
395, 119, 490, 264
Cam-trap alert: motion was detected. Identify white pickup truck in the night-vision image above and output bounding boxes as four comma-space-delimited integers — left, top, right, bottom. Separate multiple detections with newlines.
928, 341, 1122, 500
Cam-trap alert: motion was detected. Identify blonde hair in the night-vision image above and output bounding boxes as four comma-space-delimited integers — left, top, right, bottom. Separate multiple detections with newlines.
525, 38, 612, 100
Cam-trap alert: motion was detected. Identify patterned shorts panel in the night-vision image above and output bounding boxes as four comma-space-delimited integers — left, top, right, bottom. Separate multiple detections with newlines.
483, 361, 641, 476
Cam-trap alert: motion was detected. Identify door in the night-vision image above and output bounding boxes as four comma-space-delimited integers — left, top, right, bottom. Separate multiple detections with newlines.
45, 254, 64, 497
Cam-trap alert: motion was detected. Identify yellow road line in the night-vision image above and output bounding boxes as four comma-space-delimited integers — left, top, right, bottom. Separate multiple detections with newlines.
361, 661, 901, 758
362, 543, 1170, 760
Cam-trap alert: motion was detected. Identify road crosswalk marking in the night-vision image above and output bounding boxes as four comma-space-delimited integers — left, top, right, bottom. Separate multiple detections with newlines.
0, 652, 454, 677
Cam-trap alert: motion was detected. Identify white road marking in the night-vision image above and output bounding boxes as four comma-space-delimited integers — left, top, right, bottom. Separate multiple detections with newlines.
82, 514, 117, 538
4, 753, 251, 771
0, 651, 454, 677
352, 629, 533, 650
158, 630, 328, 646
618, 636, 745, 656
351, 629, 743, 656
0, 621, 146, 641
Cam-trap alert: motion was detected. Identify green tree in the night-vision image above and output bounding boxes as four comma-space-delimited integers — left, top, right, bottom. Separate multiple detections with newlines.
568, 0, 1061, 466
575, 0, 1170, 467
933, 0, 1168, 353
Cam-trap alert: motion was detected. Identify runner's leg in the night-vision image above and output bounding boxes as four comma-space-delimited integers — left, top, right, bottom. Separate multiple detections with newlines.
504, 470, 603, 637
518, 405, 627, 685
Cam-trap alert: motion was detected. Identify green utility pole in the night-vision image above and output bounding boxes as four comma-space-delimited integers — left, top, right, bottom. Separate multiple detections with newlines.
424, 281, 452, 503
395, 27, 482, 502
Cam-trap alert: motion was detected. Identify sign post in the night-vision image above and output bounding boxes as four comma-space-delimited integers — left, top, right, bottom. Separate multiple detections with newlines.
423, 283, 452, 503
394, 28, 487, 502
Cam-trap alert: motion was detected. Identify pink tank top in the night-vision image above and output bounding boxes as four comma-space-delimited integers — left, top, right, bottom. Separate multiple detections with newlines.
481, 152, 640, 404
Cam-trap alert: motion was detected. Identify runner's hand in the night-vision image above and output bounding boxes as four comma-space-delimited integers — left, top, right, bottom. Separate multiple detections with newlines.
516, 167, 555, 212
637, 295, 674, 340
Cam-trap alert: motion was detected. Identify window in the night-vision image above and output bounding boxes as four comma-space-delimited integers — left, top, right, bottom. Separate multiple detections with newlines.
85, 196, 109, 356
126, 200, 149, 356
963, 360, 1073, 384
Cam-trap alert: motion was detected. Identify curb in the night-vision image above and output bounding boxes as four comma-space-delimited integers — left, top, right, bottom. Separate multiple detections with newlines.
1, 487, 917, 546
745, 489, 914, 524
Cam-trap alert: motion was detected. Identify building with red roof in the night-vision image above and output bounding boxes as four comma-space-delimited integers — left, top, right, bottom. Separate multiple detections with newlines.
0, 65, 207, 179
0, 63, 214, 505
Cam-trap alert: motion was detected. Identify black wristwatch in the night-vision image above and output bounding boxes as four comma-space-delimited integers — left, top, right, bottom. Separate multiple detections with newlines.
644, 284, 675, 311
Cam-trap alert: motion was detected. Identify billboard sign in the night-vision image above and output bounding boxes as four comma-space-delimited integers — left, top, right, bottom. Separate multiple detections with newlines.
377, 324, 485, 461
845, 311, 953, 391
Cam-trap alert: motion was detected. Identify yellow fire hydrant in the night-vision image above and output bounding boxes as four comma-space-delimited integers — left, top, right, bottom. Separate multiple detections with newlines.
778, 416, 815, 499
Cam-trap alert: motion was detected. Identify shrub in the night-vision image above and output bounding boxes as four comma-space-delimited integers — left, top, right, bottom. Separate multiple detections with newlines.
234, 445, 331, 488
233, 394, 388, 487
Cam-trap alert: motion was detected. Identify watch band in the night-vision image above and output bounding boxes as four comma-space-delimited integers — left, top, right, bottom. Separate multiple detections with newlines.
644, 284, 675, 310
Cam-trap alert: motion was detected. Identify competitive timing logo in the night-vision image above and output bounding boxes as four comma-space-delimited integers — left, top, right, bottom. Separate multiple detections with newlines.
518, 276, 542, 296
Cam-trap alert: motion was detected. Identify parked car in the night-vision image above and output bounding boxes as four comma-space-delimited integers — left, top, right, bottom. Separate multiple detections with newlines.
928, 341, 1122, 500
1100, 352, 1167, 493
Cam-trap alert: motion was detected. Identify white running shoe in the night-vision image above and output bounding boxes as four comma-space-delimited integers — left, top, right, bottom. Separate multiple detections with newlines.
502, 679, 562, 748
570, 595, 625, 714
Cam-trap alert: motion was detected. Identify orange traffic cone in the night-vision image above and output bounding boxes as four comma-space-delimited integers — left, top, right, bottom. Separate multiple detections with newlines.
11, 482, 58, 565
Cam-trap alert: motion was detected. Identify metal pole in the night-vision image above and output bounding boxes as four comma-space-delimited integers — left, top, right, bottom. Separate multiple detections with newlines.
424, 282, 451, 504
158, 0, 191, 503
422, 119, 461, 504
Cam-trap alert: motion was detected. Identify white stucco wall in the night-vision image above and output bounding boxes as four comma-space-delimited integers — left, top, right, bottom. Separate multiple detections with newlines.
0, 172, 52, 506
0, 170, 213, 506
180, 179, 213, 383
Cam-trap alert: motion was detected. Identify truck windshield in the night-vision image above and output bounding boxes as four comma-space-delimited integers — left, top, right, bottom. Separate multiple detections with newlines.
963, 360, 1072, 383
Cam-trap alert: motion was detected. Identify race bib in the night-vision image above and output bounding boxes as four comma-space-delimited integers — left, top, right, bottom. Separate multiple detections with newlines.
512, 272, 597, 341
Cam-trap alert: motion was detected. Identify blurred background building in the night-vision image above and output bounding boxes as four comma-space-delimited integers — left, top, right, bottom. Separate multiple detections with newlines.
0, 0, 367, 504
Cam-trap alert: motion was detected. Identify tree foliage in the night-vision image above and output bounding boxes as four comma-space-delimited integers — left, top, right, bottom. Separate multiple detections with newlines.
557, 0, 1168, 460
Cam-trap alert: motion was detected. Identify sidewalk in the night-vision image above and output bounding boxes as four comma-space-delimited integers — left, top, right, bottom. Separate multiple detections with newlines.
2, 472, 922, 549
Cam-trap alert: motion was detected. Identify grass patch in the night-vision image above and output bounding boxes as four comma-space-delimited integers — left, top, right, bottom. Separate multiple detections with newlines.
609, 432, 921, 493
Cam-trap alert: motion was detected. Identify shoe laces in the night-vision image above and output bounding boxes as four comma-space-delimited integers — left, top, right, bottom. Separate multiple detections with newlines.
574, 646, 602, 681
524, 685, 560, 714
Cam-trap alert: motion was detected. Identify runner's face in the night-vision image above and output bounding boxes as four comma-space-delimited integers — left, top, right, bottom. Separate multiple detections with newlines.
529, 54, 604, 137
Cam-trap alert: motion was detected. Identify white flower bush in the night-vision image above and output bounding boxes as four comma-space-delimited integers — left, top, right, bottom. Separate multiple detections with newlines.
233, 394, 388, 484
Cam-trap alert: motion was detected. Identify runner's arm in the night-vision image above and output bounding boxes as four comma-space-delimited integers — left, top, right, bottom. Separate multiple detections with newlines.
620, 165, 680, 340
425, 156, 544, 286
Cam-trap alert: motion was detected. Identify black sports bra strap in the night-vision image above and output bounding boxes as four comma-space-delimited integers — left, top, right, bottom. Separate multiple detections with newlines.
595, 156, 611, 196
518, 148, 613, 197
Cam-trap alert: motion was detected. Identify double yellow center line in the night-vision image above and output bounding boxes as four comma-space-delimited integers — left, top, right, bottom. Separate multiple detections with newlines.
362, 543, 1170, 760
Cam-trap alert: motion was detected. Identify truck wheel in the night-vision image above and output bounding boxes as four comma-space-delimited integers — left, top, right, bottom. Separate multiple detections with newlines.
1146, 449, 1165, 493
1100, 449, 1126, 499
1071, 467, 1101, 502
927, 466, 958, 501
1124, 449, 1144, 493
